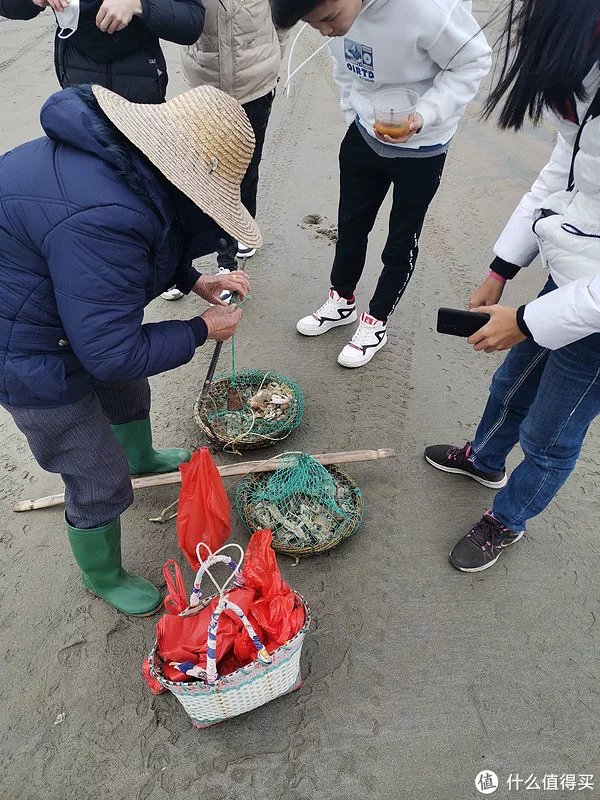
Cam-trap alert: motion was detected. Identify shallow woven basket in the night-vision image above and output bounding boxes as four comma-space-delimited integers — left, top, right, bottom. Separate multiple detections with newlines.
193, 369, 304, 452
148, 597, 310, 729
236, 465, 363, 557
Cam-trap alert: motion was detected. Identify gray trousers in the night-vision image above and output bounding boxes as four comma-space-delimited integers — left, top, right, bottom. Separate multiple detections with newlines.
4, 378, 151, 529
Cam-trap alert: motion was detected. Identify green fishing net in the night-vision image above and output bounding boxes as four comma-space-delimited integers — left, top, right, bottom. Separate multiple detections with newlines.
193, 369, 304, 453
236, 454, 363, 556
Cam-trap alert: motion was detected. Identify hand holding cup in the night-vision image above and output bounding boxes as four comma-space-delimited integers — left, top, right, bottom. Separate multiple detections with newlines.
373, 88, 421, 144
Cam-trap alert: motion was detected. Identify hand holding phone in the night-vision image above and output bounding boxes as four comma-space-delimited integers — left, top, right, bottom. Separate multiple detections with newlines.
437, 307, 491, 337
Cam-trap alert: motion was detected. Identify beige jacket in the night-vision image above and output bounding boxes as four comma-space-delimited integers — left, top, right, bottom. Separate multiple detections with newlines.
181, 0, 288, 106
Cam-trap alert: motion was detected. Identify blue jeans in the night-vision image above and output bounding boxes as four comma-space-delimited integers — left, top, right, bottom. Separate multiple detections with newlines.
470, 279, 600, 531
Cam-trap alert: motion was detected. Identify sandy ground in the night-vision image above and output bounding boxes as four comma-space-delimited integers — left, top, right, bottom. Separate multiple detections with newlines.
1, 4, 599, 799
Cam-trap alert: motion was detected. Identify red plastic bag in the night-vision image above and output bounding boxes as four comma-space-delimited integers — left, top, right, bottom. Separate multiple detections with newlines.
157, 601, 216, 675
233, 612, 261, 665
156, 587, 257, 676
251, 593, 305, 646
176, 448, 231, 569
218, 649, 245, 676
241, 530, 305, 649
242, 529, 287, 599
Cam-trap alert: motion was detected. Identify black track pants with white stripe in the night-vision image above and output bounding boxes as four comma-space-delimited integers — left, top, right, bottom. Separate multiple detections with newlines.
330, 122, 446, 321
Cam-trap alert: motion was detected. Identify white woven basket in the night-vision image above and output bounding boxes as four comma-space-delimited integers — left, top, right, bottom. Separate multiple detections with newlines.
149, 604, 309, 729
149, 543, 310, 729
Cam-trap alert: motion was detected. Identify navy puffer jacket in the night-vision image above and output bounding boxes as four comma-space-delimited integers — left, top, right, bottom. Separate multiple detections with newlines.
0, 87, 219, 408
0, 0, 205, 103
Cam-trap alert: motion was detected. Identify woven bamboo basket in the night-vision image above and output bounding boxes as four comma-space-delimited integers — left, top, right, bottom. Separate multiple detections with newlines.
148, 597, 310, 729
236, 465, 363, 557
193, 369, 304, 452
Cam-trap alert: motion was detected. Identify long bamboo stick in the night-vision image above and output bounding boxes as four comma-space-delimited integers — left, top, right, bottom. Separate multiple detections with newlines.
12, 448, 395, 512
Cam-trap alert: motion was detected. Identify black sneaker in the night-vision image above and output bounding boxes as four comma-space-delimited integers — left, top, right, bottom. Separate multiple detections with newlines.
449, 512, 524, 572
424, 443, 507, 489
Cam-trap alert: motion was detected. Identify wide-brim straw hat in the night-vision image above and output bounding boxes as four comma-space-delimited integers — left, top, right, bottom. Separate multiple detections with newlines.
92, 84, 262, 249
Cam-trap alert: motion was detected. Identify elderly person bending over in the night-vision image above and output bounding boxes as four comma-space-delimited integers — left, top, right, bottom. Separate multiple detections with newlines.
0, 84, 260, 615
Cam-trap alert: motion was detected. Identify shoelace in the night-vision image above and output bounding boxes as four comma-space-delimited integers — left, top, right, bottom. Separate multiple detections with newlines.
316, 297, 340, 315
352, 322, 380, 345
447, 443, 471, 463
466, 515, 505, 550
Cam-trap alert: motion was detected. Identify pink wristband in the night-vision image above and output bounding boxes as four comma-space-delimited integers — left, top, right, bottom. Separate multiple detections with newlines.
489, 270, 507, 282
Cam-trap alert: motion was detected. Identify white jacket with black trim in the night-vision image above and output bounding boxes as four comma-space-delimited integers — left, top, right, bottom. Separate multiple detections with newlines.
494, 66, 600, 350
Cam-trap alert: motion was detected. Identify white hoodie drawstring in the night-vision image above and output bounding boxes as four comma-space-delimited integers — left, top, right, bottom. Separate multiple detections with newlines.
284, 24, 331, 96
284, 0, 382, 97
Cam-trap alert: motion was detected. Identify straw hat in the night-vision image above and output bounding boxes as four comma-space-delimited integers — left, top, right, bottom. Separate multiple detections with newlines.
92, 84, 262, 249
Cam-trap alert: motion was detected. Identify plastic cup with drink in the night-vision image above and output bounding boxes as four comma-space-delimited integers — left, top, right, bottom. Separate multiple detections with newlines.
372, 88, 419, 140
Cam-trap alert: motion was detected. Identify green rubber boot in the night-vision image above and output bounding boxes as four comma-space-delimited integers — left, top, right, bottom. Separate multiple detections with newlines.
66, 516, 162, 616
111, 416, 191, 475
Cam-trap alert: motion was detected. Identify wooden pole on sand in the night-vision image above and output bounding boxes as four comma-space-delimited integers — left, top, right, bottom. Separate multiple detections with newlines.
12, 448, 395, 513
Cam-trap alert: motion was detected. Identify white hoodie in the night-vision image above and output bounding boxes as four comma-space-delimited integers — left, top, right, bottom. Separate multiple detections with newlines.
494, 67, 600, 350
328, 0, 491, 149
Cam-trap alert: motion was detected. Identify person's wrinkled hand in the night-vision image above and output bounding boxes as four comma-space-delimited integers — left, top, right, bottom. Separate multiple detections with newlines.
201, 304, 243, 341
467, 305, 526, 352
191, 271, 250, 306
32, 0, 54, 9
374, 112, 423, 144
468, 275, 506, 310
96, 0, 142, 33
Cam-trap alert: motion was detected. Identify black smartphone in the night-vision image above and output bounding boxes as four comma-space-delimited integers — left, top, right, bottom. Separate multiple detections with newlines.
437, 307, 491, 337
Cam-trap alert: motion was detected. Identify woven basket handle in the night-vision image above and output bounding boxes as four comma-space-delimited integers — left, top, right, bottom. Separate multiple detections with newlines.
188, 543, 245, 609
206, 597, 272, 684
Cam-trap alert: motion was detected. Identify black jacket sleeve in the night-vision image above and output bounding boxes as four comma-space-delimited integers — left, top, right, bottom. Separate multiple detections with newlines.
516, 305, 533, 339
0, 0, 43, 19
138, 0, 205, 45
489, 255, 521, 280
175, 264, 201, 294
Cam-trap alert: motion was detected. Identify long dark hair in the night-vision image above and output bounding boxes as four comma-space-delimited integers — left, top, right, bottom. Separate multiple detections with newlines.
484, 0, 600, 130
271, 0, 321, 29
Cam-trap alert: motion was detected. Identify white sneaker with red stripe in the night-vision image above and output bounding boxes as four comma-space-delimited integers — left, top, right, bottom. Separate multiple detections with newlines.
296, 289, 357, 336
337, 312, 387, 367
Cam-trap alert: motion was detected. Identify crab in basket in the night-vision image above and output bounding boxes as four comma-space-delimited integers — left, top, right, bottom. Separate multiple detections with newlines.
249, 382, 293, 419
235, 454, 364, 557
193, 369, 305, 452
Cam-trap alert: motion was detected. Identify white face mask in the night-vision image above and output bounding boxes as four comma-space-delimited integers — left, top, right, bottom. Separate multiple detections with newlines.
55, 0, 80, 39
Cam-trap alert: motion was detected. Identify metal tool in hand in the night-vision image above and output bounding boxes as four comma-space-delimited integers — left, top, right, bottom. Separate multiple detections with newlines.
198, 271, 241, 409
198, 340, 223, 407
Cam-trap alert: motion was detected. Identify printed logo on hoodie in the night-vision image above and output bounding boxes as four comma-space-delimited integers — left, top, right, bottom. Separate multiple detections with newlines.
344, 38, 374, 83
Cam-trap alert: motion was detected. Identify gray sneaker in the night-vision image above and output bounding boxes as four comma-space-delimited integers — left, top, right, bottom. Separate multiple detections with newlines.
449, 512, 524, 572
424, 443, 507, 489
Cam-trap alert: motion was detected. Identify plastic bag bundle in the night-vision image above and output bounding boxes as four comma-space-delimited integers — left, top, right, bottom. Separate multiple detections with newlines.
236, 454, 363, 556
152, 532, 305, 684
